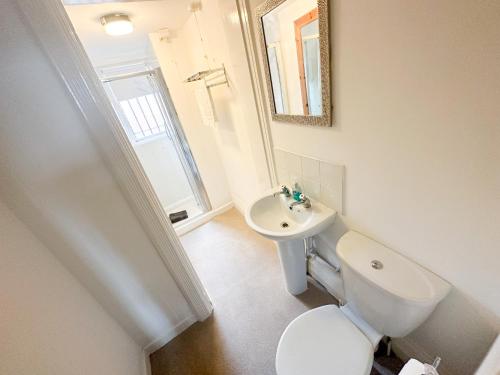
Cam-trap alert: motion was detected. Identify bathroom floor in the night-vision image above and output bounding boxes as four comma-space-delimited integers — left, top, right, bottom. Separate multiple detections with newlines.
150, 209, 405, 375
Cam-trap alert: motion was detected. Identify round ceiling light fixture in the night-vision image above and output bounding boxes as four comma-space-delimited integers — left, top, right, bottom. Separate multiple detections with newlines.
100, 14, 133, 36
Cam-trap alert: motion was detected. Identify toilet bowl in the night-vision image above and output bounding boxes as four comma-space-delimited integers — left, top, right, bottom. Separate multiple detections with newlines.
276, 231, 451, 375
276, 305, 373, 375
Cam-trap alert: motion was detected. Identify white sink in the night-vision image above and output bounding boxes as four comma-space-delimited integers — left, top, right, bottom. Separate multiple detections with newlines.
245, 193, 336, 241
245, 190, 336, 295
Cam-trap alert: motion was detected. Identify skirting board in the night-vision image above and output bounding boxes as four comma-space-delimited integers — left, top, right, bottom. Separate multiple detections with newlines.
144, 314, 197, 355
163, 196, 196, 213
392, 337, 453, 375
175, 201, 234, 236
142, 314, 197, 375
142, 350, 152, 375
231, 195, 247, 216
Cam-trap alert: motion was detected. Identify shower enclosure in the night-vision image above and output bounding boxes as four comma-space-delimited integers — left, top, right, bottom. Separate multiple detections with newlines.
102, 68, 211, 225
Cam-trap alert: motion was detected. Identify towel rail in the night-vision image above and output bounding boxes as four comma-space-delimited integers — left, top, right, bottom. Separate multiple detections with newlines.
184, 65, 228, 88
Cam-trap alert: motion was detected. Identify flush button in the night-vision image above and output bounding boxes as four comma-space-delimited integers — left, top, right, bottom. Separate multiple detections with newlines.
371, 260, 383, 270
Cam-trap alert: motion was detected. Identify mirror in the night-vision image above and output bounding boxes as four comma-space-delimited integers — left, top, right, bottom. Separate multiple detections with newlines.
257, 0, 331, 126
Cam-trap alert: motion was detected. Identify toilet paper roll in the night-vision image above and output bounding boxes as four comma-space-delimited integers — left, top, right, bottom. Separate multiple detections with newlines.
399, 359, 425, 375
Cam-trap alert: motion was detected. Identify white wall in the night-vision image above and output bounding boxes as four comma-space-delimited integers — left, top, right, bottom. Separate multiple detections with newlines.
0, 200, 145, 375
215, 0, 272, 205
134, 136, 193, 210
149, 28, 233, 210
250, 0, 500, 373
150, 0, 271, 212
0, 1, 194, 352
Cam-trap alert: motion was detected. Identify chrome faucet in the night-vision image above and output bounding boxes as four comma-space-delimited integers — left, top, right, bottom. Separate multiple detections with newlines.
289, 193, 311, 210
274, 185, 291, 198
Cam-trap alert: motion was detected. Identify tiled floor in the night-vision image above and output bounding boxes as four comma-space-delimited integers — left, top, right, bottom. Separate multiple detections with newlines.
150, 209, 404, 375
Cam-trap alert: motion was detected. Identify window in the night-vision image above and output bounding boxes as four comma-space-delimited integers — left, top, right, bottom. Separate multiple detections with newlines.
104, 72, 171, 143
119, 93, 167, 141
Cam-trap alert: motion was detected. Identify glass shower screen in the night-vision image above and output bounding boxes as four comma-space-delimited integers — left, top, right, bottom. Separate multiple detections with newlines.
103, 68, 211, 224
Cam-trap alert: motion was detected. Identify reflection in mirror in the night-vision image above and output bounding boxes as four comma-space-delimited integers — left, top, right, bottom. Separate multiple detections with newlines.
297, 12, 321, 115
261, 0, 326, 119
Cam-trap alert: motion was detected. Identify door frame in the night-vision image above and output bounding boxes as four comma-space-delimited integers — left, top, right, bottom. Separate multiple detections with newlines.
294, 8, 319, 115
236, 0, 278, 187
17, 0, 213, 321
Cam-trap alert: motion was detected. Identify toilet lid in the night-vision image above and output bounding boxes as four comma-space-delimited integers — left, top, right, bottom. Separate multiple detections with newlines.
276, 305, 373, 375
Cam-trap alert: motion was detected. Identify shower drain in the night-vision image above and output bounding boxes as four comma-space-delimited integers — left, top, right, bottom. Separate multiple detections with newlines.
280, 221, 289, 228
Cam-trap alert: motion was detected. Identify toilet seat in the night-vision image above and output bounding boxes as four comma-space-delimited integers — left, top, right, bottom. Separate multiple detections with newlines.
276, 305, 373, 375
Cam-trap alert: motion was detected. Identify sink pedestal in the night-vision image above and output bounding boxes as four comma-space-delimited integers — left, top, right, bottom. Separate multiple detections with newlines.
246, 191, 336, 295
276, 239, 307, 295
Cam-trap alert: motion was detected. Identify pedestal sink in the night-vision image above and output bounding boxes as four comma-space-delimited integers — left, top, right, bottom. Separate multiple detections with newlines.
245, 191, 336, 295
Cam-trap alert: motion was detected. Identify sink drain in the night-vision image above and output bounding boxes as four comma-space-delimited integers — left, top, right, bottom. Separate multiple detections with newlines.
280, 221, 289, 228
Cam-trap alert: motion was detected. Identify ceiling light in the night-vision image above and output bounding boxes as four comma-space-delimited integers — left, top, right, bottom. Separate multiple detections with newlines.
100, 14, 133, 36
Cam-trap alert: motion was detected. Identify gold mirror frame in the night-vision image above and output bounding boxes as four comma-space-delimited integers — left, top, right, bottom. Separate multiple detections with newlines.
256, 0, 331, 126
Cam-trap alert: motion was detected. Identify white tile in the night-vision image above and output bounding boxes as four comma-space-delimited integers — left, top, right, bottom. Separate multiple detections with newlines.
274, 149, 288, 170
320, 162, 344, 190
276, 168, 289, 186
286, 153, 302, 175
302, 178, 320, 200
320, 184, 343, 213
289, 173, 303, 192
319, 163, 344, 213
301, 157, 320, 181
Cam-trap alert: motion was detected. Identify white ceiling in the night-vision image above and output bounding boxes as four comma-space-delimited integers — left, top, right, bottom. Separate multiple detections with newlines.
65, 0, 192, 67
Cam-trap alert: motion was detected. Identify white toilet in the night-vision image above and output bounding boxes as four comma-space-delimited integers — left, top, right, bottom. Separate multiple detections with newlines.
276, 231, 451, 375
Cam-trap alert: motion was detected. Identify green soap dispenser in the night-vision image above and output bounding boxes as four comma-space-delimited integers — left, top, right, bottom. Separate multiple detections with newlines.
292, 182, 302, 201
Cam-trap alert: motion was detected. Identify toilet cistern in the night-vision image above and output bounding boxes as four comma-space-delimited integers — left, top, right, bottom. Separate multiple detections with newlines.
245, 186, 336, 294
